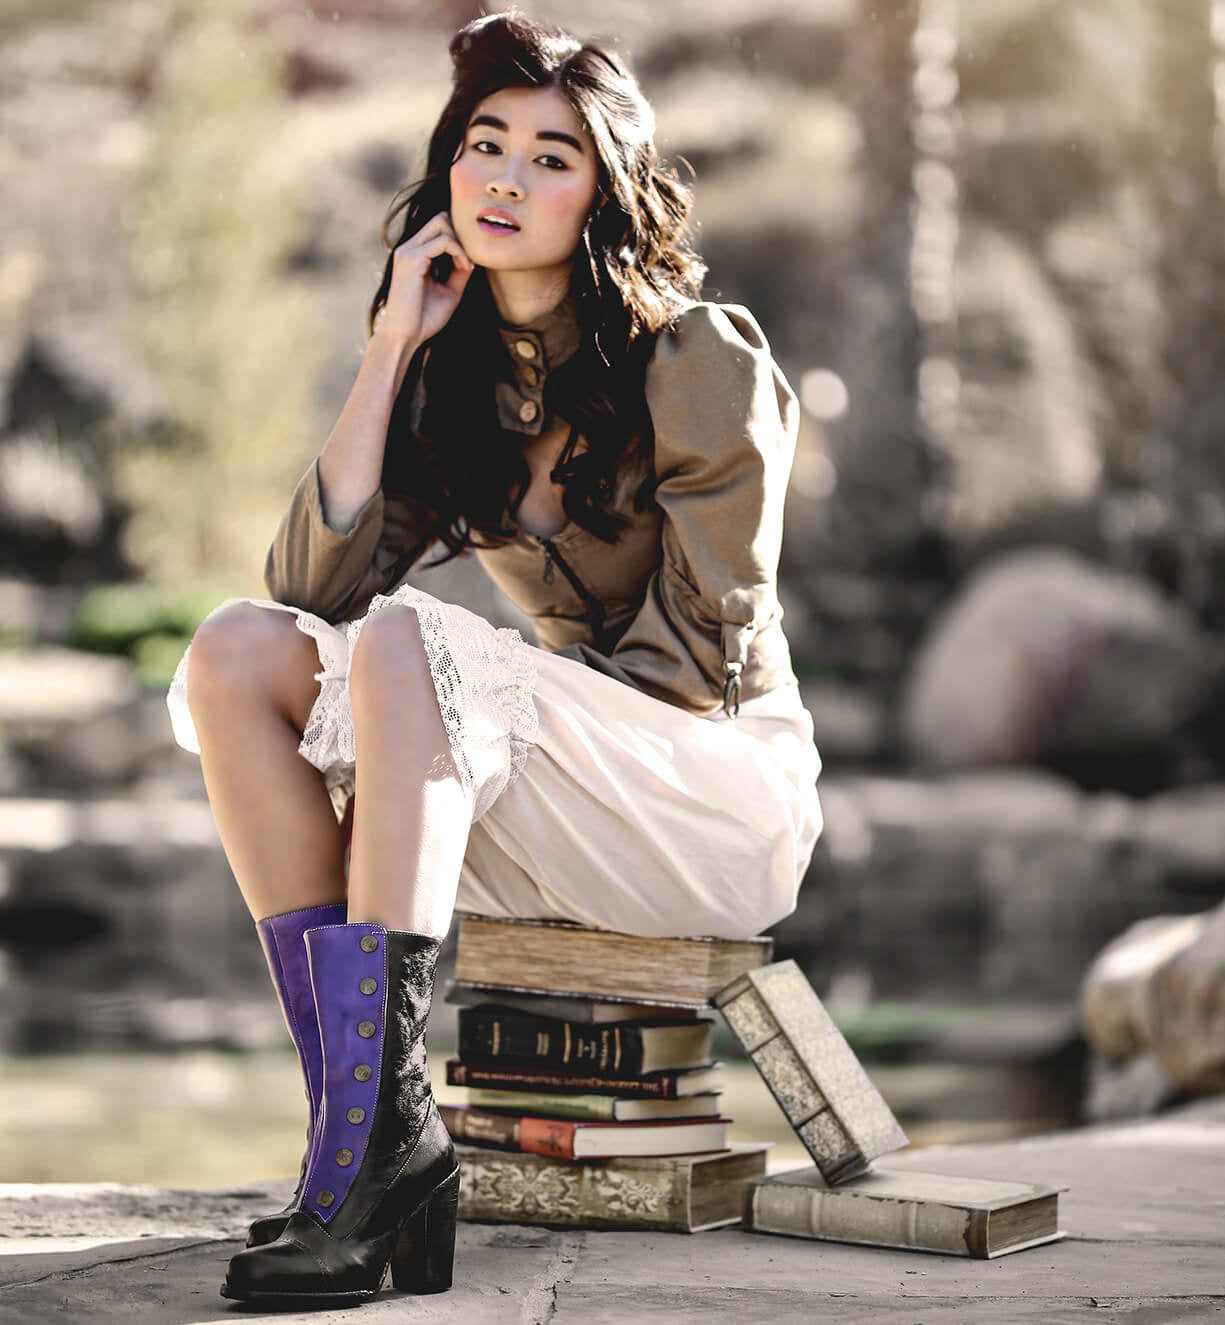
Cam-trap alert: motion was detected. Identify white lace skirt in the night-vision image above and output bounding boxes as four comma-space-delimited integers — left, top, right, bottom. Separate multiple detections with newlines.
166, 584, 823, 940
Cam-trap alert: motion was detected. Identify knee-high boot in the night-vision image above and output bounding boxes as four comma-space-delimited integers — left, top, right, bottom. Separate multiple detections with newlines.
248, 900, 348, 1247
221, 922, 460, 1306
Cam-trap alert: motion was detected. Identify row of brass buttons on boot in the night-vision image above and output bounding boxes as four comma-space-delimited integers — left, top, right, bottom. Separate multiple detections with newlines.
315, 932, 382, 1211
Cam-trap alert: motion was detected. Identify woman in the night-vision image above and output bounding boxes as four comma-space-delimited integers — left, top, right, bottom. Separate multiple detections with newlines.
166, 9, 822, 1307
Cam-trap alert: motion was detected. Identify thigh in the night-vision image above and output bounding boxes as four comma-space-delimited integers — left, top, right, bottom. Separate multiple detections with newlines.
457, 653, 822, 940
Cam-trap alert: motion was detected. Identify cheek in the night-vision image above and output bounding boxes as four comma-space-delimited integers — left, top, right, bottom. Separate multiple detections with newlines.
542, 178, 597, 234
449, 154, 480, 204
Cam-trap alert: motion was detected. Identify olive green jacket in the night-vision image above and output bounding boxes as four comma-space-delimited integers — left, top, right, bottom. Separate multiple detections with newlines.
264, 294, 801, 718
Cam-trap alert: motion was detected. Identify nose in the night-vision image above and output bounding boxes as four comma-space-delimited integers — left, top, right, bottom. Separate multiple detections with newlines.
487, 169, 525, 201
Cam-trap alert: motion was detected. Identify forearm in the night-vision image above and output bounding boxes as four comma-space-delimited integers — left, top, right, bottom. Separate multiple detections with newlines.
317, 329, 420, 533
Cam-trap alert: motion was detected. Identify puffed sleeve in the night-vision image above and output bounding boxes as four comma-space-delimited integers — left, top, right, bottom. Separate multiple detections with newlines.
264, 457, 436, 623
559, 301, 799, 715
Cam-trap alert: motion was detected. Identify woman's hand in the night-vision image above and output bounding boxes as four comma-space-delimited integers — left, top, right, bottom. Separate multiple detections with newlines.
373, 211, 474, 351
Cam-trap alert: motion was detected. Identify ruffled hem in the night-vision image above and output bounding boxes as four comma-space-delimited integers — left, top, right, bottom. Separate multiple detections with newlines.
165, 588, 540, 826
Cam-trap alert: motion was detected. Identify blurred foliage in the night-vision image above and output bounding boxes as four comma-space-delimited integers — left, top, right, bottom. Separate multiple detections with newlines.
67, 577, 244, 686
113, 0, 322, 585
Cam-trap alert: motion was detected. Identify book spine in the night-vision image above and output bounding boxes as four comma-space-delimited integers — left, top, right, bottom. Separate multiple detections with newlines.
439, 1105, 522, 1149
447, 1060, 680, 1098
459, 1007, 646, 1076
750, 1185, 975, 1255
468, 1090, 617, 1121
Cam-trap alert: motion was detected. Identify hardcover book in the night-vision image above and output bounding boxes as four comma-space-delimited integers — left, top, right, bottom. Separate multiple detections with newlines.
455, 1140, 772, 1232
465, 1087, 723, 1122
714, 961, 908, 1183
747, 1165, 1066, 1258
458, 1004, 714, 1075
454, 914, 771, 1006
440, 1104, 730, 1160
446, 1058, 724, 1099
446, 982, 703, 1022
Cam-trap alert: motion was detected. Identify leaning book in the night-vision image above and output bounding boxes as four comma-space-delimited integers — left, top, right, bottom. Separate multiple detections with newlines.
747, 1166, 1066, 1258
455, 1140, 773, 1232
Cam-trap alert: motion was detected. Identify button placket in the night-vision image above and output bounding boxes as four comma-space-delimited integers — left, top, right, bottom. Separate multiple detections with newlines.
302, 923, 387, 1221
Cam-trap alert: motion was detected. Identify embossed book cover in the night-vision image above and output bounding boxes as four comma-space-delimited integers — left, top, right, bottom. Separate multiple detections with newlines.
714, 960, 908, 1184
455, 1140, 771, 1232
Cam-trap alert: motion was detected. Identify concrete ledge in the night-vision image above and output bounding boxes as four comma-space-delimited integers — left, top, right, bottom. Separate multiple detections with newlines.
2, 1098, 1223, 1322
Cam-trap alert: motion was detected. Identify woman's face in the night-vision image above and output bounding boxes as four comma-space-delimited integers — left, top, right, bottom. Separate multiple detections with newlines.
449, 85, 600, 279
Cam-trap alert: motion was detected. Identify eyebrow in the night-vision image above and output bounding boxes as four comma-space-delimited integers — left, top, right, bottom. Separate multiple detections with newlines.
467, 113, 586, 154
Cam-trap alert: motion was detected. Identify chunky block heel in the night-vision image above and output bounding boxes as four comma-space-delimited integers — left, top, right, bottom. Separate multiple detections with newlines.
391, 1166, 461, 1294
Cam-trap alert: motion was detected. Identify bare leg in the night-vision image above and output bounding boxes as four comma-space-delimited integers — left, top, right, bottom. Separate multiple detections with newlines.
346, 605, 475, 937
185, 603, 346, 920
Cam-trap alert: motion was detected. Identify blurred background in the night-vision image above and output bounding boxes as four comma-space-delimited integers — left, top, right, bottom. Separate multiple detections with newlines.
3, 0, 1225, 1183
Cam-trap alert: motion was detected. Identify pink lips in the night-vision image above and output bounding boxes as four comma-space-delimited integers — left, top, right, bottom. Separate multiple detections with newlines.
477, 208, 521, 235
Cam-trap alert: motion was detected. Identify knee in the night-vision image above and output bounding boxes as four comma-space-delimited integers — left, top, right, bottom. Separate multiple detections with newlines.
348, 606, 433, 712
186, 605, 306, 716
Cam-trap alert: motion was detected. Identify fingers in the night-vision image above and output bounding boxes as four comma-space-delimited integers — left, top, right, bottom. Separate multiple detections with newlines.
394, 225, 473, 276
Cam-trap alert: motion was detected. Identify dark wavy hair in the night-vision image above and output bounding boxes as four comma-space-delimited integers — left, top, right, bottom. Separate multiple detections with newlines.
367, 9, 706, 571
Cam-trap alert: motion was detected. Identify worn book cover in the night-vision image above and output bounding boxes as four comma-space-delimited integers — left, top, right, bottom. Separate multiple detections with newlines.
748, 1165, 1066, 1258
455, 914, 771, 1005
458, 1004, 714, 1075
714, 960, 908, 1183
455, 1140, 772, 1232
446, 1057, 724, 1098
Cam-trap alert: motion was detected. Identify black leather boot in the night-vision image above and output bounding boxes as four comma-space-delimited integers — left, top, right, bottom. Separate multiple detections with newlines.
247, 901, 347, 1247
221, 922, 459, 1306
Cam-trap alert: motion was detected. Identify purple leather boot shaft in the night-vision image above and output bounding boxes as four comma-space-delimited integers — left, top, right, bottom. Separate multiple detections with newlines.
255, 902, 347, 1124
301, 922, 392, 1222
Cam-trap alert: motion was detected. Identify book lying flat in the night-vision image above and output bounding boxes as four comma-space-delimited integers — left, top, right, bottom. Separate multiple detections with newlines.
446, 1058, 725, 1099
458, 1004, 714, 1075
465, 1087, 723, 1122
446, 982, 703, 1022
455, 1140, 772, 1232
454, 914, 772, 1005
748, 1165, 1066, 1257
441, 1104, 730, 1160
715, 961, 908, 1183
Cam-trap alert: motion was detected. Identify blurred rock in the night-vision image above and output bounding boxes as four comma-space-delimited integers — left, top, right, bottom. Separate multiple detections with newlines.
1083, 1051, 1178, 1123
0, 648, 179, 790
1081, 912, 1207, 1063
899, 548, 1222, 792
774, 771, 1225, 1002
798, 677, 887, 765
1148, 900, 1225, 1094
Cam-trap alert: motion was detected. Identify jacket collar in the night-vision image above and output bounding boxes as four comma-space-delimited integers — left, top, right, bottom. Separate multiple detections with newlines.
492, 291, 582, 437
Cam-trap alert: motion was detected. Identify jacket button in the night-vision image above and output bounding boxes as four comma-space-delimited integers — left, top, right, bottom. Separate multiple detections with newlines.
359, 978, 377, 995
347, 1106, 366, 1124
354, 1064, 372, 1082
515, 338, 537, 359
357, 1020, 377, 1038
519, 400, 539, 423
360, 935, 379, 952
317, 1190, 334, 1208
335, 1148, 354, 1167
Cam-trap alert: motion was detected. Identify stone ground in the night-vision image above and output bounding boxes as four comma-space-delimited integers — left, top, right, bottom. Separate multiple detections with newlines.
0, 1097, 1222, 1324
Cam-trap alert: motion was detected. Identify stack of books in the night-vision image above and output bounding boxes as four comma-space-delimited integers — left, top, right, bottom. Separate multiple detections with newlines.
438, 914, 774, 1232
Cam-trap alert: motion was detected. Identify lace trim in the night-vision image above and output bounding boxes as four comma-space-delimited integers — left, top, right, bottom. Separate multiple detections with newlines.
164, 590, 540, 826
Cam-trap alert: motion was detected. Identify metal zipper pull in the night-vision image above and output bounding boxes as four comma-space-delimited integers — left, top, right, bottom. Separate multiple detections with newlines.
722, 661, 743, 719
